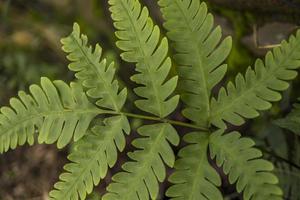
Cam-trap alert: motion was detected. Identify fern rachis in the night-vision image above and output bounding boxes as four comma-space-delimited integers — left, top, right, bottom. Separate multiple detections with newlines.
2, 0, 300, 199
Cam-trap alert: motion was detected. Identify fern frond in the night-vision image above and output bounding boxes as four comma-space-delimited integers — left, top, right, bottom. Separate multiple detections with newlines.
210, 31, 300, 129
0, 77, 99, 152
109, 0, 179, 118
61, 23, 127, 112
275, 163, 300, 200
49, 115, 130, 200
50, 25, 131, 200
274, 98, 300, 135
166, 132, 222, 200
103, 123, 179, 200
157, 1, 228, 198
209, 130, 283, 200
158, 0, 232, 126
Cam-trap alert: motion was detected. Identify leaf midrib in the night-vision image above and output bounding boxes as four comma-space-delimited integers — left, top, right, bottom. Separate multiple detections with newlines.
188, 139, 209, 200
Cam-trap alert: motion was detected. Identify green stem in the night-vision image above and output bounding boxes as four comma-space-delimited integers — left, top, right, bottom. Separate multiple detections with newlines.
101, 110, 209, 131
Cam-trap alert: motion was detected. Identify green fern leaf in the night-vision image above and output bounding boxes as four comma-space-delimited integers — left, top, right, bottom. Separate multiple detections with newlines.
274, 136, 300, 200
166, 132, 222, 200
105, 1, 181, 199
211, 31, 300, 129
276, 163, 300, 200
274, 98, 300, 135
49, 115, 130, 200
158, 0, 232, 126
0, 77, 99, 152
103, 123, 179, 200
61, 23, 127, 112
109, 0, 179, 118
51, 24, 131, 200
209, 130, 283, 200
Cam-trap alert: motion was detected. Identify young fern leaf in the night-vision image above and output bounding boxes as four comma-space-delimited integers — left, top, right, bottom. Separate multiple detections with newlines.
105, 0, 180, 199
158, 0, 232, 126
274, 98, 300, 135
61, 23, 127, 111
166, 133, 222, 200
109, 0, 179, 118
49, 115, 130, 200
211, 31, 300, 129
103, 123, 179, 200
0, 77, 99, 152
51, 24, 130, 200
209, 130, 283, 200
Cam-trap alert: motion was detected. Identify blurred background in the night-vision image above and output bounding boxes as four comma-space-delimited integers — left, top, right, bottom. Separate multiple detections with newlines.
0, 0, 300, 199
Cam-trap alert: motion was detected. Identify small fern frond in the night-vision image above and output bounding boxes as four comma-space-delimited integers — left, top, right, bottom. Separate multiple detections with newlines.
274, 98, 300, 135
211, 31, 300, 129
61, 23, 127, 112
109, 0, 179, 118
49, 115, 130, 200
209, 130, 283, 200
0, 77, 99, 152
166, 133, 222, 200
158, 0, 232, 126
103, 123, 179, 200
275, 163, 300, 200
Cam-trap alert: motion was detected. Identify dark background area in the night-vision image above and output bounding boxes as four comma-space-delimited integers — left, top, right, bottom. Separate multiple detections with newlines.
0, 0, 300, 199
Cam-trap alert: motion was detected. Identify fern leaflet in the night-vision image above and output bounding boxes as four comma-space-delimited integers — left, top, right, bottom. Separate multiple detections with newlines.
166, 133, 222, 200
209, 130, 283, 200
274, 98, 300, 135
104, 0, 180, 199
49, 115, 130, 200
103, 123, 179, 200
211, 31, 300, 129
61, 23, 127, 112
0, 77, 99, 152
158, 1, 231, 198
51, 24, 130, 200
276, 163, 300, 200
158, 0, 232, 126
109, 0, 179, 118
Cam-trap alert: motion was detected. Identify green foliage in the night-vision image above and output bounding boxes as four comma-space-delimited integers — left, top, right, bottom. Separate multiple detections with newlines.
104, 123, 179, 200
50, 22, 129, 199
210, 32, 300, 129
275, 98, 300, 135
209, 130, 282, 200
2, 0, 300, 199
50, 115, 130, 200
167, 133, 222, 200
0, 77, 98, 152
109, 0, 179, 118
104, 1, 180, 199
276, 163, 300, 200
271, 131, 300, 200
159, 0, 232, 126
61, 23, 127, 112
